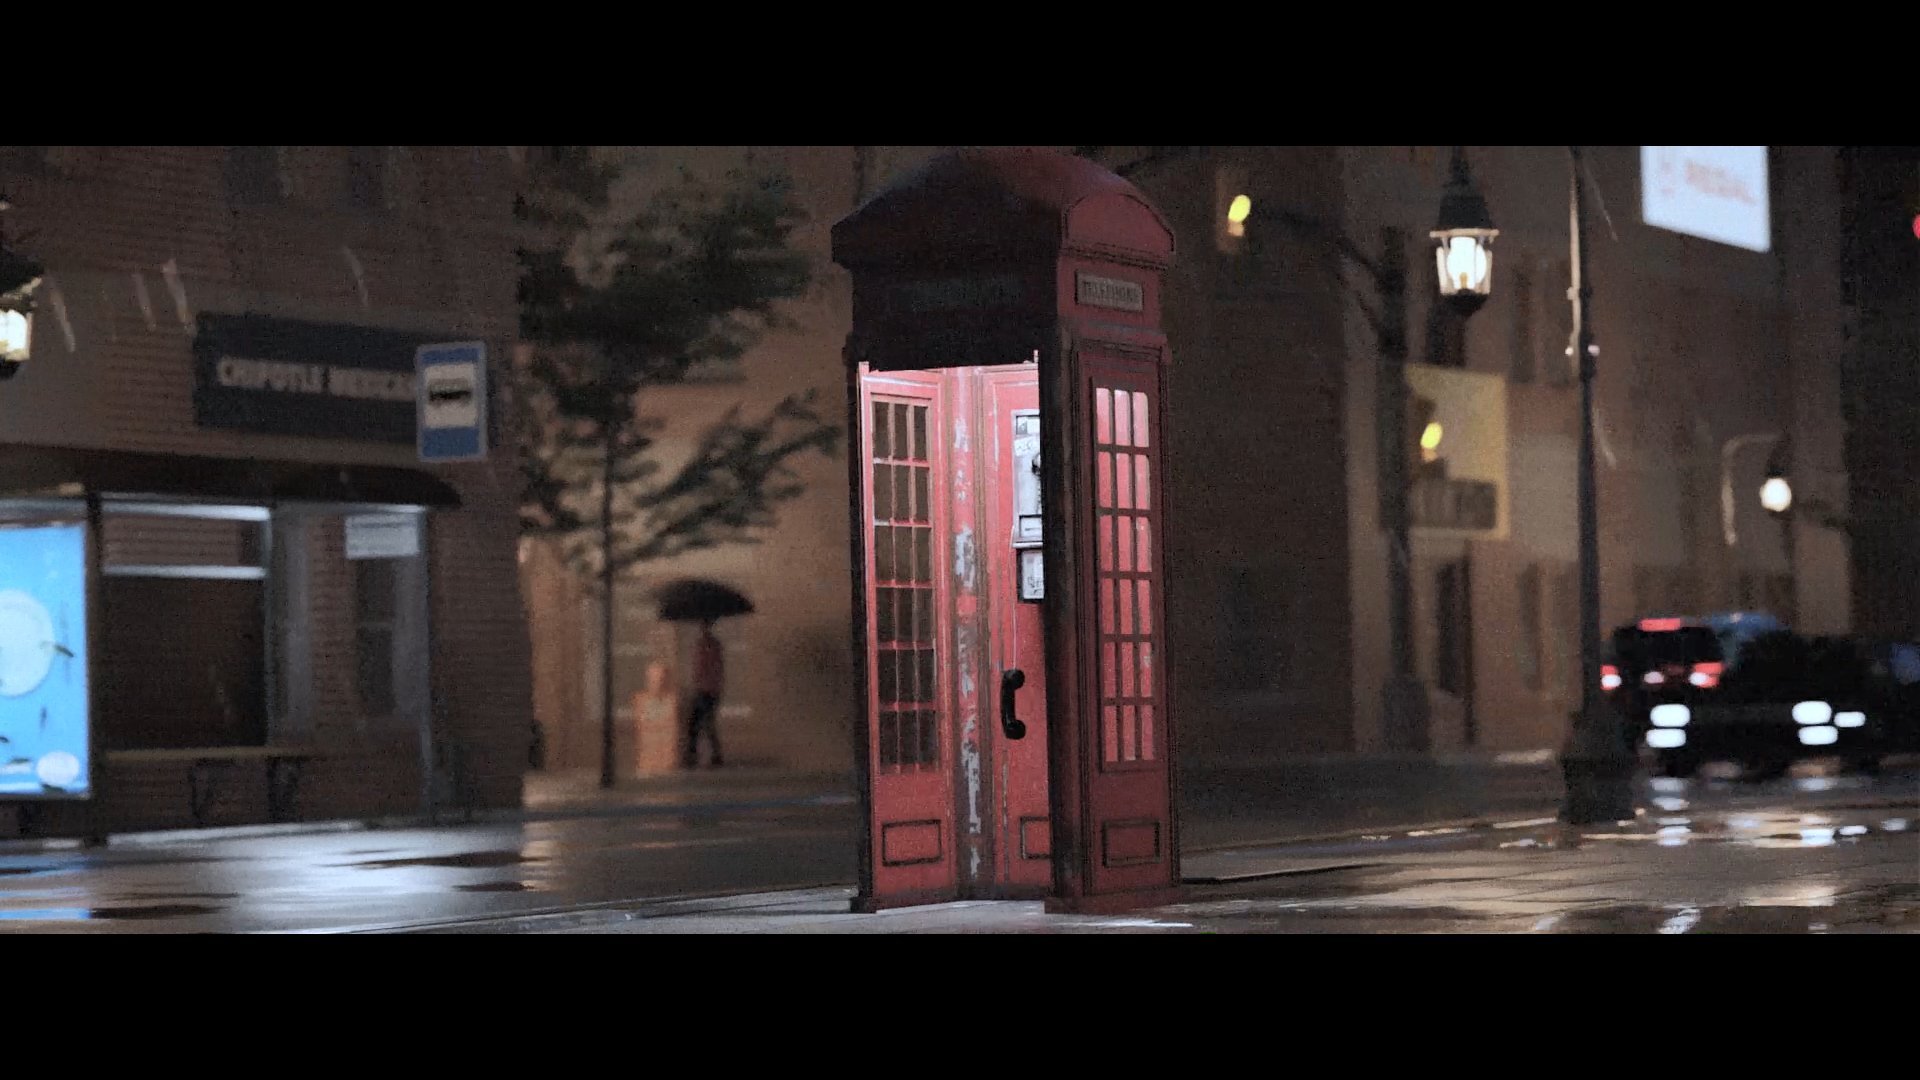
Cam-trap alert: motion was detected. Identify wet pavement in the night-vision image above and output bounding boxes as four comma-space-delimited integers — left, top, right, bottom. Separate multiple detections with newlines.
0, 798, 858, 933
0, 764, 1912, 933
442, 800, 1918, 935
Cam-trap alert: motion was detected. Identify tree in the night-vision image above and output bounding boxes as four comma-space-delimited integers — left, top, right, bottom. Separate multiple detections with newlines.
512, 146, 842, 787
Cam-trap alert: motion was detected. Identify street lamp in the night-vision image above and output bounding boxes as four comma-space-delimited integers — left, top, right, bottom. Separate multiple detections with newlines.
1719, 432, 1801, 623
1761, 438, 1797, 624
1263, 150, 1502, 755
1720, 433, 1783, 547
1437, 148, 1634, 824
0, 194, 44, 379
1431, 148, 1499, 317
1760, 472, 1793, 515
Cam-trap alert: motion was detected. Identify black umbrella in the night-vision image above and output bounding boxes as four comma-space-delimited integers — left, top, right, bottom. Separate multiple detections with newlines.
655, 578, 755, 623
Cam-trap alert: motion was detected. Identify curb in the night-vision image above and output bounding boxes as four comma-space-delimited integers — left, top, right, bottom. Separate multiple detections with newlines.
1180, 812, 1562, 855
309, 882, 858, 936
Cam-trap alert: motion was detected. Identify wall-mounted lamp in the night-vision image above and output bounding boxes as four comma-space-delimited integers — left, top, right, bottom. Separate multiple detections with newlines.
1226, 194, 1253, 238
0, 194, 46, 379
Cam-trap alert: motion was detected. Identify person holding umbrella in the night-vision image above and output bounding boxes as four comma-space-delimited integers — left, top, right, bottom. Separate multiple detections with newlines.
685, 619, 726, 769
654, 579, 754, 770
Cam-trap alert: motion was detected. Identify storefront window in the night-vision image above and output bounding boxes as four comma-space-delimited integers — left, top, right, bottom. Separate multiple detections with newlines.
99, 503, 270, 750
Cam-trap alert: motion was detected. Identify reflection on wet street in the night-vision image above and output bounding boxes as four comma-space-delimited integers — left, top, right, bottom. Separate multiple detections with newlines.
1156, 777, 1920, 935
508, 767, 1919, 935
0, 800, 858, 933
0, 765, 1913, 933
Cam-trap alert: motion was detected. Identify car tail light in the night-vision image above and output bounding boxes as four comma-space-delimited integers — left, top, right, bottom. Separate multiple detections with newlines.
1643, 670, 1666, 686
1688, 661, 1723, 689
1601, 664, 1621, 691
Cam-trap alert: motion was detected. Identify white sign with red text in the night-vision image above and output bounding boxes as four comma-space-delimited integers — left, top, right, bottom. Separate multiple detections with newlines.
1641, 146, 1771, 252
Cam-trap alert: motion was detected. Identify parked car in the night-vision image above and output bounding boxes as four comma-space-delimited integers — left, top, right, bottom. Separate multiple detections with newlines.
1603, 613, 1879, 778
1605, 617, 1725, 724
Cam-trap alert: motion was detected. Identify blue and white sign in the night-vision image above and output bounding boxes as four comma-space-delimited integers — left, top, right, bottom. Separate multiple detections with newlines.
1641, 146, 1771, 253
0, 522, 91, 799
416, 341, 488, 463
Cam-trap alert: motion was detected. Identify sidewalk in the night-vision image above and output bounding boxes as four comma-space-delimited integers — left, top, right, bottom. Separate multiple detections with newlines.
0, 753, 1551, 853
10, 752, 1902, 864
391, 801, 1920, 935
520, 767, 854, 816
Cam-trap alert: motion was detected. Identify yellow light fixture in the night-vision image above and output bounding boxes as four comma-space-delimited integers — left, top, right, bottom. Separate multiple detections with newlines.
1226, 194, 1252, 238
1420, 420, 1443, 462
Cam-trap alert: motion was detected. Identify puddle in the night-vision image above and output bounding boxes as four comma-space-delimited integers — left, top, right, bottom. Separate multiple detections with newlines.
1569, 808, 1919, 850
0, 908, 93, 921
351, 851, 543, 870
86, 856, 231, 869
1541, 900, 1919, 933
1183, 873, 1381, 907
93, 903, 224, 920
0, 903, 223, 922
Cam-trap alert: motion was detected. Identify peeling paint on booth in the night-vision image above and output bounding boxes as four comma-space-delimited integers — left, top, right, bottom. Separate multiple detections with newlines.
953, 418, 969, 503
956, 621, 982, 836
952, 526, 977, 592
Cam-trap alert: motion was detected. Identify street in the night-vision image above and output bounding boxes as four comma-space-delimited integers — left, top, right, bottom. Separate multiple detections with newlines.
0, 763, 1913, 933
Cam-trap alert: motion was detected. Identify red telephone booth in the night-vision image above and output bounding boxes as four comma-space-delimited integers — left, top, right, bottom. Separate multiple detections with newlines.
833, 147, 1180, 914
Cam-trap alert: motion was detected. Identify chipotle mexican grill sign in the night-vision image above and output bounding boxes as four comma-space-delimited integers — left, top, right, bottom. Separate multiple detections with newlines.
193, 313, 447, 444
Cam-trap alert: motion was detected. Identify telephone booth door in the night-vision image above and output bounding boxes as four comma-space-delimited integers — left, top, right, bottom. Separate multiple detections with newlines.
853, 365, 1052, 908
982, 369, 1050, 892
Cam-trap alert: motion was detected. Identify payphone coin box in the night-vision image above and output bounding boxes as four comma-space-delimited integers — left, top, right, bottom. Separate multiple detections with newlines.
1013, 410, 1043, 601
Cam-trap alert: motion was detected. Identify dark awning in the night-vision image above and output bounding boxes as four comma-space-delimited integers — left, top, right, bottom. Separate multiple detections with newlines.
0, 444, 462, 509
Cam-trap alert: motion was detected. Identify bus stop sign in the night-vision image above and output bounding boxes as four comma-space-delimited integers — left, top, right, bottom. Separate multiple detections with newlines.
417, 341, 487, 463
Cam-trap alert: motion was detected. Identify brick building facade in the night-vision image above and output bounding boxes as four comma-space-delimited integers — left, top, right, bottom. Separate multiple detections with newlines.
0, 146, 532, 833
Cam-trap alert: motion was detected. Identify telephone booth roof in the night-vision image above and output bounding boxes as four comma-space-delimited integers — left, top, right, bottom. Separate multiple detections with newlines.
833, 147, 1174, 272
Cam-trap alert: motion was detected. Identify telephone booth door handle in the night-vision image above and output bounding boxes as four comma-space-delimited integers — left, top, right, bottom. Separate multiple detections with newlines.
1000, 668, 1027, 740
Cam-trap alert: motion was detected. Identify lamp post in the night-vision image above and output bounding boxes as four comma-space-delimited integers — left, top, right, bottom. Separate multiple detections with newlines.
1433, 148, 1634, 824
1559, 147, 1635, 824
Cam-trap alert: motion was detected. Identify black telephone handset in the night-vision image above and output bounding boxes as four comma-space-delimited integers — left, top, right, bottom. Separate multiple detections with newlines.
1000, 668, 1027, 740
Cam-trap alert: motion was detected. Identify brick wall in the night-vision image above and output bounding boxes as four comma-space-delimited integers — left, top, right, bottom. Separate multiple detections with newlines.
0, 146, 531, 832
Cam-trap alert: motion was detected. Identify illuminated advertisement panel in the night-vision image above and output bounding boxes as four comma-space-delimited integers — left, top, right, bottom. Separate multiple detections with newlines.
1641, 146, 1771, 253
0, 521, 90, 798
